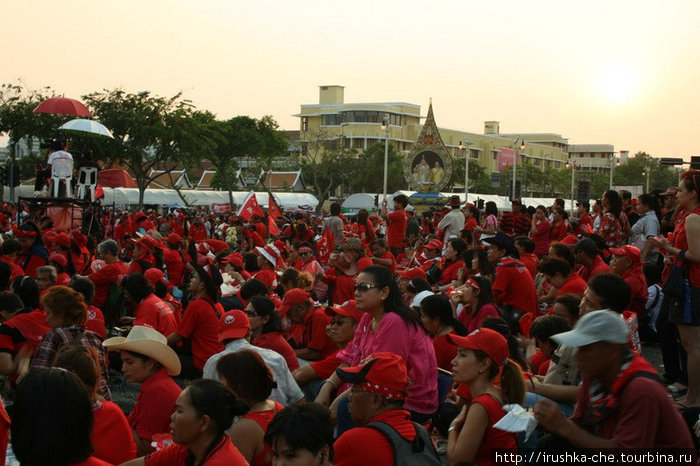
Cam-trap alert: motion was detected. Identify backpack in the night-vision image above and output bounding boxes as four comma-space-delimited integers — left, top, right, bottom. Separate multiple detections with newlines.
366, 420, 442, 466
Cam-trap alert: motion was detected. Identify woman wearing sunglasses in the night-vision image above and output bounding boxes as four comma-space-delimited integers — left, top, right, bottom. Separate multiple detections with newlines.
315, 265, 437, 435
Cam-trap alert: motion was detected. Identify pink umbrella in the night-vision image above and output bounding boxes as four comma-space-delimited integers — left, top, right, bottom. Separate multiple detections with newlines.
33, 96, 92, 117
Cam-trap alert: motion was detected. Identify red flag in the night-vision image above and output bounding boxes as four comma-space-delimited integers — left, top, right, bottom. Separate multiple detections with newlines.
317, 228, 333, 266
267, 193, 282, 237
94, 184, 104, 200
236, 191, 264, 221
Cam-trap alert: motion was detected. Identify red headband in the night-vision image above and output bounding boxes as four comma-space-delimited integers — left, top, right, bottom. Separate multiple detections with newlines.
466, 277, 481, 291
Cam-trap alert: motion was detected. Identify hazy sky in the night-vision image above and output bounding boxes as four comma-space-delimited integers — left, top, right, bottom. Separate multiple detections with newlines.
4, 0, 699, 160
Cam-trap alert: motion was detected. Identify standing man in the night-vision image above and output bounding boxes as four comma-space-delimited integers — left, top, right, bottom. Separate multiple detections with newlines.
322, 202, 345, 249
404, 205, 420, 245
500, 199, 530, 237
381, 194, 408, 257
437, 195, 465, 242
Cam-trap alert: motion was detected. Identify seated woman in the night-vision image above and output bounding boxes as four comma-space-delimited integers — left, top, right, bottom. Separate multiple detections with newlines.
103, 325, 182, 456
217, 350, 283, 465
249, 296, 299, 371
419, 293, 468, 372
122, 379, 248, 465
28, 286, 110, 400
121, 273, 178, 337
449, 275, 499, 332
10, 368, 111, 465
53, 345, 136, 464
144, 268, 182, 322
293, 300, 364, 400
446, 328, 525, 466
264, 403, 334, 466
437, 238, 467, 292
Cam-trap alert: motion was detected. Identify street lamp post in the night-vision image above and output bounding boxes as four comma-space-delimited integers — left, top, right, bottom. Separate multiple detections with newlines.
566, 159, 576, 215
380, 114, 390, 199
609, 153, 616, 190
459, 140, 472, 202
512, 138, 525, 200
645, 168, 650, 193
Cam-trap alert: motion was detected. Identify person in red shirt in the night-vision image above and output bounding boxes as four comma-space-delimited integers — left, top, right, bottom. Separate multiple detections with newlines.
334, 352, 441, 465
127, 236, 156, 274
548, 208, 571, 243
72, 277, 107, 339
437, 238, 467, 290
166, 264, 224, 378
121, 273, 178, 337
188, 217, 208, 242
514, 236, 539, 279
574, 200, 594, 236
263, 403, 334, 466
381, 193, 408, 257
48, 253, 71, 286
445, 329, 523, 465
485, 233, 538, 318
162, 233, 186, 288
280, 288, 336, 361
419, 293, 468, 372
539, 258, 588, 300
88, 239, 128, 318
254, 244, 282, 290
0, 239, 26, 283
369, 238, 396, 272
569, 237, 609, 282
327, 238, 372, 305
249, 295, 300, 371
104, 325, 182, 457
13, 223, 48, 278
609, 245, 648, 316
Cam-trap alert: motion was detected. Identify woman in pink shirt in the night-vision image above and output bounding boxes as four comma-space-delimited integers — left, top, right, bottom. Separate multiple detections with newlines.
315, 265, 438, 433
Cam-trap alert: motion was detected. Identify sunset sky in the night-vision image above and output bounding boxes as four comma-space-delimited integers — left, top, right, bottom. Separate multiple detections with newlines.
3, 0, 699, 160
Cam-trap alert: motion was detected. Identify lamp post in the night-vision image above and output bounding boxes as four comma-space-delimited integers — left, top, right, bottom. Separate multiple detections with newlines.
512, 138, 525, 200
380, 114, 390, 199
459, 140, 472, 202
645, 168, 650, 193
566, 158, 576, 215
609, 153, 616, 190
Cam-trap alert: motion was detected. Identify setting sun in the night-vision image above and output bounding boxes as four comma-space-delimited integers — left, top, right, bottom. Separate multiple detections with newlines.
598, 65, 641, 104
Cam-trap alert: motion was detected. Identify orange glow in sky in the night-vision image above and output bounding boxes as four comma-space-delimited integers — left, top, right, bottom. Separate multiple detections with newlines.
3, 0, 699, 159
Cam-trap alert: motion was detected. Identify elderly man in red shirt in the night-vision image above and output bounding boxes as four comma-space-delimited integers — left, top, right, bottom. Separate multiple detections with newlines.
88, 239, 128, 322
608, 245, 648, 316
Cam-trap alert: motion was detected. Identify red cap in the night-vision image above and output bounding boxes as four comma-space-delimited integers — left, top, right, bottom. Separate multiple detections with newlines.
559, 234, 579, 246
221, 252, 244, 269
397, 268, 427, 281
48, 253, 67, 268
217, 310, 250, 342
609, 245, 641, 264
71, 230, 88, 249
205, 239, 229, 254
279, 288, 311, 314
144, 268, 166, 286
55, 232, 71, 247
12, 226, 37, 238
336, 352, 408, 401
42, 230, 58, 245
130, 235, 156, 251
165, 233, 181, 245
424, 239, 443, 251
325, 300, 364, 322
446, 328, 510, 367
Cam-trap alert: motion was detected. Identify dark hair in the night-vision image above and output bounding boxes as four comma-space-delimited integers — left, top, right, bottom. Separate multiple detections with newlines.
11, 368, 94, 465
393, 194, 409, 207
18, 222, 42, 245
548, 243, 575, 268
484, 201, 498, 217
467, 205, 480, 222
0, 261, 12, 290
121, 273, 152, 302
361, 266, 422, 330
240, 278, 270, 300
466, 274, 495, 316
538, 258, 571, 278
357, 209, 369, 226
1, 238, 21, 256
638, 193, 662, 223
530, 315, 571, 346
420, 294, 468, 336
186, 379, 249, 438
243, 252, 259, 273
553, 207, 568, 220
472, 349, 525, 405
588, 273, 631, 313
11, 276, 39, 310
405, 277, 431, 295
604, 190, 623, 218
330, 202, 341, 216
553, 294, 581, 323
480, 316, 528, 370
264, 403, 334, 461
554, 198, 565, 208
72, 277, 95, 304
643, 262, 661, 286
153, 280, 171, 299
370, 238, 387, 250
0, 292, 24, 315
190, 263, 223, 300
447, 238, 467, 259
217, 350, 276, 404
250, 296, 283, 334
471, 248, 495, 281
514, 236, 535, 254
53, 346, 100, 396
680, 170, 700, 196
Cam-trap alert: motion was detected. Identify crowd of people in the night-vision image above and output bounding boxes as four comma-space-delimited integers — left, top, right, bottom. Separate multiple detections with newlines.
0, 169, 697, 465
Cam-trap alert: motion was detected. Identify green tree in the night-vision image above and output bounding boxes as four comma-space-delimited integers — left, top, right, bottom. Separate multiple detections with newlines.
351, 142, 405, 194
612, 152, 678, 193
82, 89, 209, 207
451, 154, 488, 194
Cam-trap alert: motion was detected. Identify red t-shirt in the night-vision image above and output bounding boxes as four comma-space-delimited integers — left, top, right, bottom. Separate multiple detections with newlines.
387, 210, 407, 248
242, 402, 284, 466
145, 436, 247, 466
492, 258, 538, 315
432, 333, 457, 372
253, 331, 299, 371
253, 268, 278, 290
334, 409, 417, 465
519, 253, 538, 279
309, 352, 342, 379
288, 307, 336, 359
471, 393, 517, 466
134, 293, 178, 337
357, 256, 372, 273
438, 259, 465, 286
622, 266, 648, 315
458, 304, 500, 333
556, 273, 588, 298
86, 305, 107, 339
71, 457, 112, 466
189, 223, 207, 242
88, 261, 128, 309
163, 247, 185, 287
331, 272, 356, 305
128, 368, 181, 443
578, 255, 610, 283
92, 400, 137, 464
374, 251, 396, 272
177, 298, 225, 371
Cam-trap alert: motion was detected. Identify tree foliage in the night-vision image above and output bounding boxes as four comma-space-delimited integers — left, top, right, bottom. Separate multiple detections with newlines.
350, 142, 405, 194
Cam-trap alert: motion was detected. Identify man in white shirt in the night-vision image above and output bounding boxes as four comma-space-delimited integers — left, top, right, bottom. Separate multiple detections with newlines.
437, 195, 465, 242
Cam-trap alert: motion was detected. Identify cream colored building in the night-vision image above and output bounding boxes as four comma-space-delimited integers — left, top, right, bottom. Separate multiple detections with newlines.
295, 85, 612, 185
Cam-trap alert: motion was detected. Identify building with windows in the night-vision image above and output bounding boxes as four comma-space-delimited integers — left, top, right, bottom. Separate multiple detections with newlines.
295, 86, 582, 190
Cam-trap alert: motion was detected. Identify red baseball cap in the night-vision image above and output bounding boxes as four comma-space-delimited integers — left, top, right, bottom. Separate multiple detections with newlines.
165, 233, 181, 245
48, 253, 67, 268
325, 300, 364, 322
279, 288, 311, 314
130, 235, 156, 251
336, 352, 408, 401
217, 310, 250, 342
558, 234, 579, 246
221, 252, 244, 269
397, 268, 427, 281
55, 232, 71, 248
609, 245, 641, 264
446, 328, 510, 368
424, 239, 443, 251
144, 268, 166, 286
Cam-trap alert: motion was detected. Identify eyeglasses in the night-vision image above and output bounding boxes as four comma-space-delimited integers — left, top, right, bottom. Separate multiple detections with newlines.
354, 283, 381, 293
330, 319, 352, 326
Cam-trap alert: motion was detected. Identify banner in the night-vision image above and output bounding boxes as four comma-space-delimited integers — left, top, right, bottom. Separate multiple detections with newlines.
212, 203, 231, 214
236, 191, 264, 221
267, 193, 282, 236
498, 148, 517, 172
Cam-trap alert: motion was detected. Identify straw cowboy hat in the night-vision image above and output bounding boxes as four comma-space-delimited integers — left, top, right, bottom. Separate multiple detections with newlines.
103, 326, 181, 376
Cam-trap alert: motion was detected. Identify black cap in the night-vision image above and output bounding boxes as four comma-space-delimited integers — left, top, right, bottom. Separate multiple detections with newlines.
482, 232, 515, 252
569, 237, 598, 256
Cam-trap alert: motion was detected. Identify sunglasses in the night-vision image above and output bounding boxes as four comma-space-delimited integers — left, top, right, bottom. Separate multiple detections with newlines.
354, 283, 381, 293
